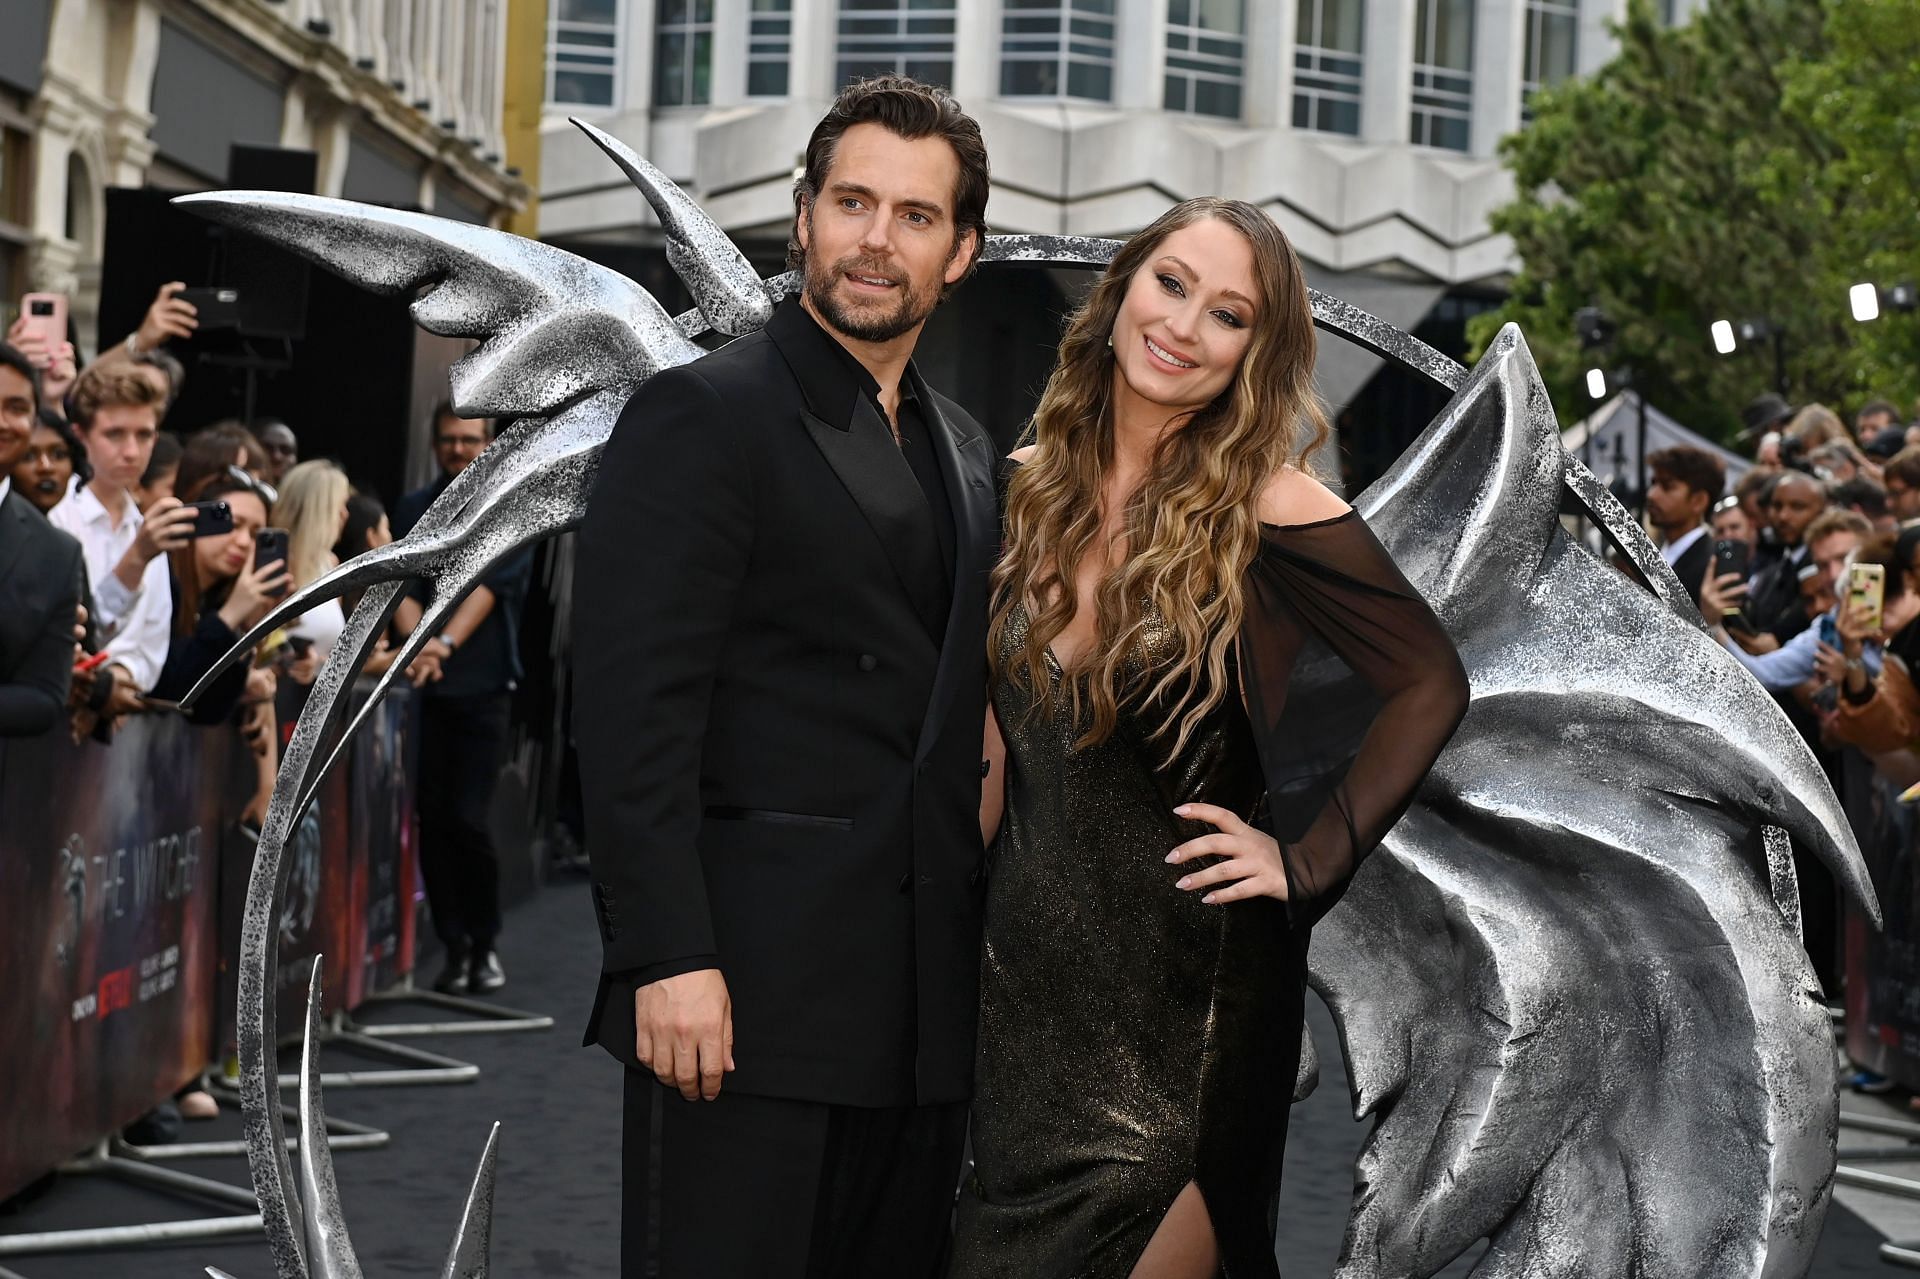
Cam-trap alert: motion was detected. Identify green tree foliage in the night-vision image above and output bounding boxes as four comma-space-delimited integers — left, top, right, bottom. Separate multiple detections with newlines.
1469, 0, 1920, 441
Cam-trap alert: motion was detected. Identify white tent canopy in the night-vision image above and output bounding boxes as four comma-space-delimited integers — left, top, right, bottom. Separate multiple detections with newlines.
1561, 391, 1751, 495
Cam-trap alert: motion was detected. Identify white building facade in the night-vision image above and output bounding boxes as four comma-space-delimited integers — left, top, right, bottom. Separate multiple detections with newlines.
538, 0, 1707, 468
1, 0, 527, 356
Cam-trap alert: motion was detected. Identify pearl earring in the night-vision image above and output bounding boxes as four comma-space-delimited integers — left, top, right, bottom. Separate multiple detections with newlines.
1106, 333, 1113, 348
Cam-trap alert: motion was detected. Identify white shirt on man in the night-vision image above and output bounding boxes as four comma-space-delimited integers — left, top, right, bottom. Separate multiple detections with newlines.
48, 477, 173, 691
1661, 523, 1709, 567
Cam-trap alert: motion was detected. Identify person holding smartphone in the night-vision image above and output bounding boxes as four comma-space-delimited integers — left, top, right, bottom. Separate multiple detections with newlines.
47, 365, 197, 700
1826, 528, 1920, 753
146, 470, 290, 723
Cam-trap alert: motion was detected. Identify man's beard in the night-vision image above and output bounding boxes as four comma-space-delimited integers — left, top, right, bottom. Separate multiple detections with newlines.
803, 250, 940, 344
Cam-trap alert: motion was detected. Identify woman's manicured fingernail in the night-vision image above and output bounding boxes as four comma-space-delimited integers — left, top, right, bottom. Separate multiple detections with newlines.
1174, 804, 1191, 815
1202, 892, 1217, 904
1176, 876, 1191, 889
1165, 850, 1181, 862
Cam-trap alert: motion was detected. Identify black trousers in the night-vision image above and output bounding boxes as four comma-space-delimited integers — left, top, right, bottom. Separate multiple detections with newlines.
622, 1069, 967, 1279
416, 692, 510, 951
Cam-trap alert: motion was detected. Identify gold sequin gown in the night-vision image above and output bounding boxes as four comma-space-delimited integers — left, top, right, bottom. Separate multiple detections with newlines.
950, 509, 1470, 1279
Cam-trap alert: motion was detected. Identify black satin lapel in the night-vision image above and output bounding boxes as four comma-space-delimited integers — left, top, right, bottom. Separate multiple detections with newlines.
799, 397, 947, 632
914, 402, 996, 763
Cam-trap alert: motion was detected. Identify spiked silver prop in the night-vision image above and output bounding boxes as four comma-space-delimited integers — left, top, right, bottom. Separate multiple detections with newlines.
182, 118, 1869, 1278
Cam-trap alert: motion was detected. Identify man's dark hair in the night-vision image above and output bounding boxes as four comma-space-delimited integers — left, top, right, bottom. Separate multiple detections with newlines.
787, 75, 990, 293
1647, 445, 1726, 502
1857, 398, 1900, 427
1884, 446, 1920, 490
0, 342, 39, 411
432, 400, 493, 439
1832, 476, 1889, 520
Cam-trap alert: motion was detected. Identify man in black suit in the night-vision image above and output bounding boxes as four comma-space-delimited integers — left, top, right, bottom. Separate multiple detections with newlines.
1745, 470, 1829, 644
1645, 445, 1727, 614
393, 404, 535, 994
0, 343, 84, 736
573, 76, 996, 1278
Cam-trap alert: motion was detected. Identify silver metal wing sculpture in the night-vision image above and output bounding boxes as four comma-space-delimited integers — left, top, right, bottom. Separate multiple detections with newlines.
178, 118, 1872, 1278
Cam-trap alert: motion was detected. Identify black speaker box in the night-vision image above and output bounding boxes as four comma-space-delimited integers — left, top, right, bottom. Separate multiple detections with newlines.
224, 145, 314, 341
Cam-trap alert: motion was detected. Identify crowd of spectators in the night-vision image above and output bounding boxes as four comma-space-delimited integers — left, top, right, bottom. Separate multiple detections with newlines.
0, 283, 490, 1134
1634, 391, 1920, 1104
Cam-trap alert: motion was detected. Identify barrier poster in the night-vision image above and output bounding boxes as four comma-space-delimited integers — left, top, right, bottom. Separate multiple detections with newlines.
0, 717, 244, 1201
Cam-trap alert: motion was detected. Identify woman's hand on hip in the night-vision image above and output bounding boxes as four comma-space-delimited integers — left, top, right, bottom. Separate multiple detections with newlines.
1165, 802, 1290, 904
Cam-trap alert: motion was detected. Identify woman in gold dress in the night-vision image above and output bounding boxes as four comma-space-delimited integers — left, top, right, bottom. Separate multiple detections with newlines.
951, 198, 1470, 1279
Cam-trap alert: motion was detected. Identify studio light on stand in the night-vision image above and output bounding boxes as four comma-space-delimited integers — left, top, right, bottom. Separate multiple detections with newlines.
1852, 281, 1918, 324
1709, 315, 1789, 397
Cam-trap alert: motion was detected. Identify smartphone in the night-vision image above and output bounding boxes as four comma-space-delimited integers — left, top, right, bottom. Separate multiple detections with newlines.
254, 527, 289, 598
175, 286, 242, 331
1849, 562, 1887, 634
18, 292, 66, 352
1710, 538, 1758, 632
1712, 539, 1751, 582
182, 499, 234, 539
1818, 613, 1839, 649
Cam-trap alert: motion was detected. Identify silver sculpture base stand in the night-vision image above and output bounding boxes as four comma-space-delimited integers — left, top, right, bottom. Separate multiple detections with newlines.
111, 1077, 392, 1161
345, 976, 554, 1038
279, 1011, 482, 1087
1832, 1110, 1920, 1265
0, 1139, 261, 1259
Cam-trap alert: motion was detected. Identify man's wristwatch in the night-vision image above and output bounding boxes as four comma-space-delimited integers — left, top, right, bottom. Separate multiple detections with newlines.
437, 632, 459, 653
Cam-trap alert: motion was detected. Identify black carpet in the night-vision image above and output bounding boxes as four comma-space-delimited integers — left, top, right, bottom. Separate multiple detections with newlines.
0, 879, 1896, 1277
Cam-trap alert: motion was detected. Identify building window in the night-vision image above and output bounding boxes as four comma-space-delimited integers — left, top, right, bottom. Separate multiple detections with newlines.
655, 0, 713, 107
748, 0, 793, 97
1522, 0, 1577, 118
1292, 0, 1363, 136
547, 0, 621, 108
836, 0, 957, 88
1001, 0, 1116, 102
0, 119, 30, 308
1164, 0, 1244, 120
1409, 0, 1474, 152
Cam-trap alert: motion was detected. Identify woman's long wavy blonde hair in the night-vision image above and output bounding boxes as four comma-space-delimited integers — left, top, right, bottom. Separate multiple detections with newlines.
989, 198, 1329, 754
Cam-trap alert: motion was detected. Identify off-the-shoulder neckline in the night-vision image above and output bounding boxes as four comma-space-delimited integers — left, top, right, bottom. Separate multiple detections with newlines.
1003, 454, 1359, 533
1260, 509, 1360, 533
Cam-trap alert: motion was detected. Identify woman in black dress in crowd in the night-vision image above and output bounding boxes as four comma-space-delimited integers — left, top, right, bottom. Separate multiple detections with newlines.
951, 198, 1470, 1279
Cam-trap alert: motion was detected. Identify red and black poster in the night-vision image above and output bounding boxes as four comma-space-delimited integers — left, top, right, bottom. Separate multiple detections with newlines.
345, 687, 417, 1007
0, 717, 247, 1201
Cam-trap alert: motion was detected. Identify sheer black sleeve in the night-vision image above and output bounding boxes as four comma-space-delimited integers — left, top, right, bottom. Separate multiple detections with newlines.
1239, 510, 1469, 929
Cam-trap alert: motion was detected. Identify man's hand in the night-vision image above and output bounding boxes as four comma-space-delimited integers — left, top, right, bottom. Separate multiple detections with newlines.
405, 645, 444, 687
634, 968, 734, 1101
135, 282, 198, 350
129, 498, 196, 566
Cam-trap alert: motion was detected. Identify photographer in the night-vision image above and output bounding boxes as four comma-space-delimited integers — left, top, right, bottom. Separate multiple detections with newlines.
47, 366, 196, 701
147, 470, 290, 724
1825, 528, 1920, 755
1882, 447, 1920, 522
1703, 510, 1874, 693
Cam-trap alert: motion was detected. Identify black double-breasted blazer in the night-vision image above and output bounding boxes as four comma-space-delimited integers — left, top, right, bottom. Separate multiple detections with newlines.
572, 301, 998, 1108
